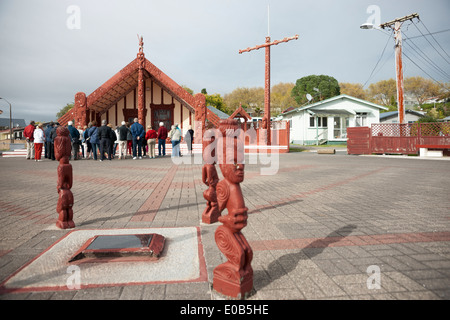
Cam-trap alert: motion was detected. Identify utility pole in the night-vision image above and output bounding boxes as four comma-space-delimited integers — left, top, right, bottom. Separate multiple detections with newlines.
380, 13, 419, 124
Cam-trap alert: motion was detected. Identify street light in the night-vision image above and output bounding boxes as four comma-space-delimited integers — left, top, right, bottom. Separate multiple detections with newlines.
0, 97, 13, 143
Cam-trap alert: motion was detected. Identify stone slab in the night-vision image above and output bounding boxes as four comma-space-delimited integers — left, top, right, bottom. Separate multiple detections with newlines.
1, 227, 206, 293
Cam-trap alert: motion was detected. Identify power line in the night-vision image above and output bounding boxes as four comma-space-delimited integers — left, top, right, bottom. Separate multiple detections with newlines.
405, 28, 450, 40
412, 19, 450, 65
418, 19, 450, 61
363, 29, 394, 88
402, 32, 450, 80
402, 51, 447, 89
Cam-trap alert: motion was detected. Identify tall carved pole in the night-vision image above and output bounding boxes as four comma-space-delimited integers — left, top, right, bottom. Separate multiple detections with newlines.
74, 92, 88, 128
54, 126, 75, 229
194, 93, 206, 145
212, 119, 253, 299
137, 35, 146, 125
239, 35, 298, 145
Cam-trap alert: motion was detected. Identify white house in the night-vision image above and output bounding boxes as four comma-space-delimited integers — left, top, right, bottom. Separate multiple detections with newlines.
279, 94, 387, 145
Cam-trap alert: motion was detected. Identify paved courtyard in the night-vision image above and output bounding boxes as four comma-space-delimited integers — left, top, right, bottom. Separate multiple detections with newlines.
0, 151, 449, 300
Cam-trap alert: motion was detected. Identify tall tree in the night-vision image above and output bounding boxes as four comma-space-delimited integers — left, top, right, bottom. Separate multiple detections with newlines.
204, 93, 229, 114
271, 82, 296, 114
339, 82, 367, 100
223, 87, 264, 111
291, 75, 340, 105
367, 79, 397, 106
404, 76, 442, 106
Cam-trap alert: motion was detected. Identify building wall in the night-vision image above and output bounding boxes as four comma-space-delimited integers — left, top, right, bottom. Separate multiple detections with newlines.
100, 78, 193, 133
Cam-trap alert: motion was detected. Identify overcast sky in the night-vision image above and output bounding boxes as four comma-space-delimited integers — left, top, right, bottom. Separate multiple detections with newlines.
0, 0, 449, 123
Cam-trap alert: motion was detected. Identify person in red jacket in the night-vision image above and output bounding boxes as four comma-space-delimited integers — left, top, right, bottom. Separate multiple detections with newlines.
157, 122, 168, 157
23, 120, 36, 159
145, 125, 157, 159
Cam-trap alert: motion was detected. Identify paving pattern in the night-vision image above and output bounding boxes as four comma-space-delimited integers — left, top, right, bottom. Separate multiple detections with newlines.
0, 152, 449, 300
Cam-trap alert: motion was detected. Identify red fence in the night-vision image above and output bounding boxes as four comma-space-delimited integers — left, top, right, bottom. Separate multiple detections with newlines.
348, 122, 450, 155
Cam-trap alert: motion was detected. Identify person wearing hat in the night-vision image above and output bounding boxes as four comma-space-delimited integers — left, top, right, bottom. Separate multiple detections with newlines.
23, 120, 36, 159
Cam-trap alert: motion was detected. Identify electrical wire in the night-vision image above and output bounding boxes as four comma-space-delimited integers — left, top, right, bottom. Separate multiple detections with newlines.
362, 29, 394, 88
412, 19, 450, 65
418, 19, 450, 61
406, 28, 450, 40
402, 51, 448, 90
402, 32, 450, 80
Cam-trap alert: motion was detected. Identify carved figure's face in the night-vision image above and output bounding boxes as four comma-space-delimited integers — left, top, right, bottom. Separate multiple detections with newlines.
220, 163, 245, 184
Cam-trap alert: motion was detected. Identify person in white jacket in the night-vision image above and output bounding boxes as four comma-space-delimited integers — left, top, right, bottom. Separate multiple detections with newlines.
169, 124, 182, 158
33, 123, 45, 161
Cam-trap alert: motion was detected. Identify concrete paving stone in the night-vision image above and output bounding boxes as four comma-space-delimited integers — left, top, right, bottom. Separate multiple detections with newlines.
141, 284, 166, 300
1, 153, 449, 300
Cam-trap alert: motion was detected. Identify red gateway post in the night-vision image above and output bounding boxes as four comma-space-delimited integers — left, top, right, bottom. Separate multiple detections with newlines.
239, 34, 299, 145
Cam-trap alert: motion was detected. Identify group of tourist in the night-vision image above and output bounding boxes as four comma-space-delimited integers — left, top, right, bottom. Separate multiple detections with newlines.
22, 119, 195, 162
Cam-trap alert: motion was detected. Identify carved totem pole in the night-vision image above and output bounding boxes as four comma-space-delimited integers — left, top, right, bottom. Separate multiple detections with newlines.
208, 119, 253, 299
54, 126, 75, 229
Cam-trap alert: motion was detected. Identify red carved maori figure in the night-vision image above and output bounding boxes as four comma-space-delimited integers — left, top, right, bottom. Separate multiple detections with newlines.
212, 119, 253, 299
54, 126, 75, 229
201, 163, 220, 224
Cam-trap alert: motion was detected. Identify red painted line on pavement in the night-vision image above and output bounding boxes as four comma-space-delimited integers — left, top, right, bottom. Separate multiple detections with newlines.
131, 166, 178, 222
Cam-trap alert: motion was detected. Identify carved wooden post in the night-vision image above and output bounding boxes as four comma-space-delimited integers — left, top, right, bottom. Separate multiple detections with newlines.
54, 126, 75, 229
74, 92, 88, 128
194, 93, 206, 145
137, 36, 146, 125
212, 119, 253, 299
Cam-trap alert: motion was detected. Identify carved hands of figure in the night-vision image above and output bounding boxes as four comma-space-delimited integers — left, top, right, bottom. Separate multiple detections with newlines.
201, 163, 220, 224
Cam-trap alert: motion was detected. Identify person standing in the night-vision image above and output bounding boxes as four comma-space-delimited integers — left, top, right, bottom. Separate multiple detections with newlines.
126, 122, 133, 157
33, 123, 45, 161
117, 121, 128, 159
145, 125, 157, 159
169, 123, 181, 158
88, 121, 99, 160
107, 123, 117, 159
185, 125, 194, 155
157, 122, 168, 157
78, 125, 85, 159
49, 122, 60, 161
68, 121, 81, 160
130, 118, 145, 159
44, 122, 54, 159
97, 120, 113, 161
113, 125, 119, 159
23, 120, 36, 160
84, 123, 92, 159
